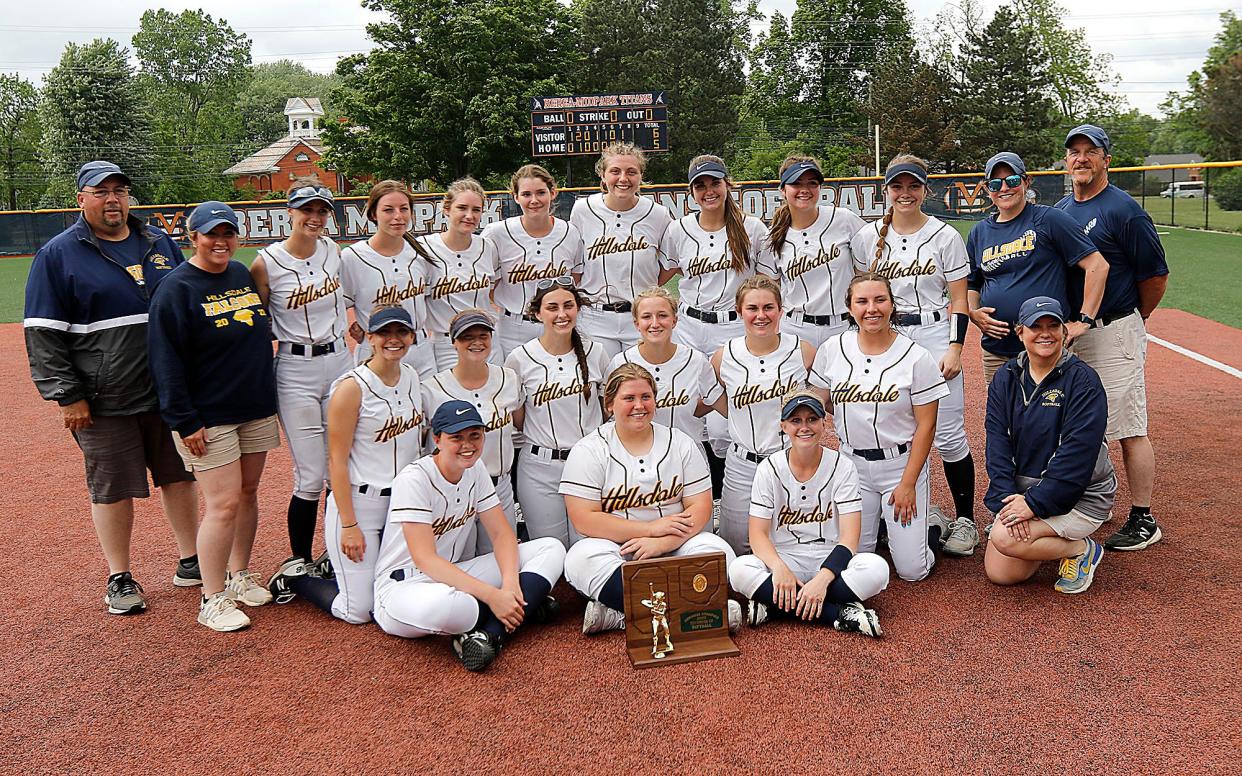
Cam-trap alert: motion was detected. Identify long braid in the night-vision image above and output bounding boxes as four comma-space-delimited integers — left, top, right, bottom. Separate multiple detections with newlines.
570, 328, 591, 401
872, 206, 894, 271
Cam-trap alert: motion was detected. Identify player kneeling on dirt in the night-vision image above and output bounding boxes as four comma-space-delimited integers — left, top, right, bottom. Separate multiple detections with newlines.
984, 297, 1116, 594
729, 391, 890, 636
371, 400, 566, 672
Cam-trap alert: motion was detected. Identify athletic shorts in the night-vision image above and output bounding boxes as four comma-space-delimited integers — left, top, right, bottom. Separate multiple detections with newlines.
72, 412, 195, 504
1070, 311, 1148, 440
1041, 508, 1105, 541
172, 415, 281, 472
982, 350, 1013, 385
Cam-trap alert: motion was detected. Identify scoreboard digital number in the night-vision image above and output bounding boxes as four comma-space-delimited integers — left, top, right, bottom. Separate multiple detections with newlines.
531, 92, 670, 157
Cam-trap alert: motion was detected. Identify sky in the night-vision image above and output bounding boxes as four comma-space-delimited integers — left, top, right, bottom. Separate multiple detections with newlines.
0, 0, 1236, 117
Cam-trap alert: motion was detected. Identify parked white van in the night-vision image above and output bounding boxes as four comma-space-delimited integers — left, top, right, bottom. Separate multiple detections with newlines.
1160, 181, 1206, 198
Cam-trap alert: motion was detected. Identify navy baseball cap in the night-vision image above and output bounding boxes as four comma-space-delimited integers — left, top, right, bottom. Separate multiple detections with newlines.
1065, 124, 1111, 154
1017, 296, 1066, 327
431, 400, 485, 435
188, 201, 239, 234
367, 306, 415, 333
287, 184, 334, 209
984, 152, 1027, 178
77, 160, 130, 189
884, 163, 929, 186
688, 159, 728, 185
780, 160, 824, 186
450, 310, 495, 340
781, 393, 826, 420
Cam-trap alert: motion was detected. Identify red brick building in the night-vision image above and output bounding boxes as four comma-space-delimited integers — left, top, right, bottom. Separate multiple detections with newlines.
224, 98, 354, 195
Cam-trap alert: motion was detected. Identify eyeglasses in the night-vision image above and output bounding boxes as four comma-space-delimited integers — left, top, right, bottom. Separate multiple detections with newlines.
986, 175, 1023, 192
536, 276, 574, 291
1066, 148, 1106, 159
81, 187, 130, 200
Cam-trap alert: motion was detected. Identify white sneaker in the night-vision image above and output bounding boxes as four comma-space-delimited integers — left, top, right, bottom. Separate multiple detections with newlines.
226, 569, 273, 607
747, 599, 770, 628
942, 517, 980, 557
926, 505, 951, 547
198, 592, 250, 632
581, 599, 625, 635
833, 601, 883, 638
727, 599, 741, 633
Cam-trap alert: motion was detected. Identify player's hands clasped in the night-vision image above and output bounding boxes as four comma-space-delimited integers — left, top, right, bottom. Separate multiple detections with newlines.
61, 399, 93, 432
795, 572, 831, 621
771, 563, 800, 612
970, 306, 1010, 339
488, 585, 526, 632
889, 483, 917, 526
340, 524, 366, 563
646, 512, 696, 539
620, 535, 681, 560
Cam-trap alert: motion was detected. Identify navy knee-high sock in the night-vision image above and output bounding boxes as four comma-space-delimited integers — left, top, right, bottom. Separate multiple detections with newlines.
943, 454, 976, 521
287, 495, 319, 561
598, 567, 625, 611
704, 443, 725, 500
754, 575, 846, 626
289, 575, 338, 614
474, 572, 555, 641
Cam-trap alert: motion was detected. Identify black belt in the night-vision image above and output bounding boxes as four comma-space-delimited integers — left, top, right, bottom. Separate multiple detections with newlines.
850, 442, 910, 461
896, 310, 944, 327
597, 301, 632, 313
1094, 308, 1137, 329
684, 305, 738, 324
390, 569, 406, 581
501, 308, 539, 323
357, 484, 391, 496
529, 444, 573, 460
789, 311, 849, 326
731, 444, 768, 464
491, 475, 500, 485
288, 341, 338, 356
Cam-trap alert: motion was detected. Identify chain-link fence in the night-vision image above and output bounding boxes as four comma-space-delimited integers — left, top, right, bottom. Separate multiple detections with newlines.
1106, 162, 1242, 233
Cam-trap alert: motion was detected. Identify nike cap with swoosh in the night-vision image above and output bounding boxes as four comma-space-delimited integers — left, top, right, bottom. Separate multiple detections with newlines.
188, 200, 240, 234
1018, 296, 1066, 327
431, 400, 485, 435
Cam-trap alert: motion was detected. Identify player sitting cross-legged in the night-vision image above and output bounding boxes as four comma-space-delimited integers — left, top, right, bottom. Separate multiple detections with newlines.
561, 363, 741, 635
729, 391, 889, 636
371, 401, 566, 672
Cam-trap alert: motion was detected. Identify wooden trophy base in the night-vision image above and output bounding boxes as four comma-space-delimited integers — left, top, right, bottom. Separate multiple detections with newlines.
622, 552, 740, 669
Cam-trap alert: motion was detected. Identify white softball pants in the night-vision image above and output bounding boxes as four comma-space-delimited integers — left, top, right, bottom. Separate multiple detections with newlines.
515, 450, 579, 548
323, 485, 390, 624
729, 546, 890, 601
372, 536, 566, 638
578, 306, 639, 361
781, 314, 851, 350
673, 311, 741, 453
472, 474, 517, 557
497, 314, 544, 361
564, 532, 736, 602
720, 447, 763, 555
275, 344, 353, 500
850, 450, 936, 582
904, 320, 970, 463
355, 337, 437, 383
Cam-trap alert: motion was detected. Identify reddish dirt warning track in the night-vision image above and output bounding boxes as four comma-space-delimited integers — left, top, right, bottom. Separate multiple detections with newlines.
1, 311, 1239, 774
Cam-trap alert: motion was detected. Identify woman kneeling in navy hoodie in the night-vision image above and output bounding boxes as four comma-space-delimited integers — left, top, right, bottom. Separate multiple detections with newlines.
983, 296, 1116, 594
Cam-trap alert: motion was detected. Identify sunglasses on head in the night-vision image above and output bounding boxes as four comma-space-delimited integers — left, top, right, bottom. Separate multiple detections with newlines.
536, 276, 574, 291
986, 175, 1024, 192
290, 186, 333, 200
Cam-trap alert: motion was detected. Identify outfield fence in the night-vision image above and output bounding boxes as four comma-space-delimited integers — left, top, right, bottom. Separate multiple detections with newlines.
1, 162, 1239, 257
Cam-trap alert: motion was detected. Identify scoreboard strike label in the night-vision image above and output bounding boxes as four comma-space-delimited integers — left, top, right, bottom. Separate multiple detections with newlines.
532, 92, 670, 157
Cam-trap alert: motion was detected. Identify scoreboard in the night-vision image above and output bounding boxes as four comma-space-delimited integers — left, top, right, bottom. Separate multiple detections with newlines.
530, 92, 670, 157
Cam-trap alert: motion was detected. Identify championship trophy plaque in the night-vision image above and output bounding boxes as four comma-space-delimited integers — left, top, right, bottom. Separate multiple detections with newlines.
621, 552, 739, 669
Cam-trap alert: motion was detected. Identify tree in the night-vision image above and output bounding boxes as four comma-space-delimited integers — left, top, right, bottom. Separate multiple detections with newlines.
1011, 0, 1120, 121
322, 0, 580, 185
235, 61, 341, 149
861, 41, 960, 171
0, 74, 43, 209
39, 39, 154, 206
954, 5, 1060, 169
1196, 53, 1242, 160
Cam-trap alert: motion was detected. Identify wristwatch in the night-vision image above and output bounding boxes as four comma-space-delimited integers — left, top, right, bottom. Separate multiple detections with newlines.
1078, 313, 1097, 327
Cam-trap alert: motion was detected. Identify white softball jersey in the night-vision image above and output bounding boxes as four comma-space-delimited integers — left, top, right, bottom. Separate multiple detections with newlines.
749, 448, 863, 550
374, 456, 501, 581
759, 205, 866, 318
559, 421, 712, 523
340, 239, 429, 335
608, 345, 721, 442
483, 216, 585, 316
261, 236, 348, 344
570, 193, 673, 305
332, 363, 424, 488
420, 233, 499, 335
809, 331, 949, 450
717, 333, 808, 456
658, 214, 771, 311
504, 337, 610, 451
849, 215, 970, 316
420, 365, 523, 479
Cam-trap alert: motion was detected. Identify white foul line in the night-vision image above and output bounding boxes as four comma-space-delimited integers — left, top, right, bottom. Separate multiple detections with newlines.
1148, 335, 1242, 380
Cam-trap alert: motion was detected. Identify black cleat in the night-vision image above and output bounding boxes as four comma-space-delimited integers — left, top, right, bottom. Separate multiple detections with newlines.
452, 630, 500, 672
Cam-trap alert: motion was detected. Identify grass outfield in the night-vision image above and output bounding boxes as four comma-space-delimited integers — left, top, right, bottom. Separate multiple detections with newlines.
1, 232, 1238, 327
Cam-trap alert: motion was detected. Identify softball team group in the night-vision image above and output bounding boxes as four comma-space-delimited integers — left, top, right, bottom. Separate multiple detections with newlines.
144, 141, 1121, 672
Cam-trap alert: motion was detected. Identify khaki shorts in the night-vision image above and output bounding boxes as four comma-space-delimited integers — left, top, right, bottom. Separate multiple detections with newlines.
72, 412, 195, 504
172, 415, 281, 472
982, 350, 1013, 385
1070, 311, 1148, 441
1041, 508, 1105, 541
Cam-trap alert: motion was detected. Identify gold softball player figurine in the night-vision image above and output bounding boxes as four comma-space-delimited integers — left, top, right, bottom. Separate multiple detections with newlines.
642, 583, 674, 658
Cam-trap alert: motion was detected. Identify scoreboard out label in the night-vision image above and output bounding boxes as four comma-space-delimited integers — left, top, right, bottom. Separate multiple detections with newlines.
531, 92, 670, 157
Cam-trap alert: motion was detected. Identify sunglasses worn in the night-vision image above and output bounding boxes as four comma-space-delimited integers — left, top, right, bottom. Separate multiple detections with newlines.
986, 175, 1024, 192
536, 276, 574, 291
